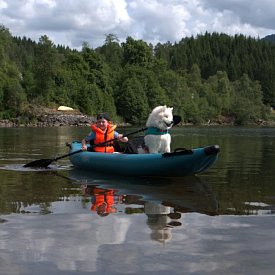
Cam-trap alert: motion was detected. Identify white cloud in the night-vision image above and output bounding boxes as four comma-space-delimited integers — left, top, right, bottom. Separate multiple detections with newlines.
1, 0, 275, 49
201, 0, 275, 32
0, 0, 7, 9
127, 0, 190, 43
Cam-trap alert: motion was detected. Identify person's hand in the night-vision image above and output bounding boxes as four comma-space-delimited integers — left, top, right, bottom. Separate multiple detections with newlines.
118, 134, 128, 142
82, 144, 87, 151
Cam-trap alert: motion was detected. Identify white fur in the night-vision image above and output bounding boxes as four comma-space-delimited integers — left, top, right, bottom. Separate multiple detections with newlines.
144, 105, 173, 153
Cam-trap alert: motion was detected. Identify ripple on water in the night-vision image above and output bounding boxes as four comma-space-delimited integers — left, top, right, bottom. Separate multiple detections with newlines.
0, 163, 72, 172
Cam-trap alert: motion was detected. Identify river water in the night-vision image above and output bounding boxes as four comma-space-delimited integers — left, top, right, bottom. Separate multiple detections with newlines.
0, 126, 275, 275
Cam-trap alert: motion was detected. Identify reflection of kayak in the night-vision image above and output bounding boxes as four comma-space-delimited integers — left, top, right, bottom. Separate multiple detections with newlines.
69, 142, 219, 177
69, 169, 219, 215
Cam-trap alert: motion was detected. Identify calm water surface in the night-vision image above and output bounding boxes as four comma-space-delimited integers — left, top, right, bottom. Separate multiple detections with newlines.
0, 126, 275, 275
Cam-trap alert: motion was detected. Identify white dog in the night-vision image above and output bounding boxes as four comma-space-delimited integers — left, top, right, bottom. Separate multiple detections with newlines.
144, 105, 174, 153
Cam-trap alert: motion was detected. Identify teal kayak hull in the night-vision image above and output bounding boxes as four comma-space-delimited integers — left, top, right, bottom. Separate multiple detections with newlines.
69, 142, 219, 177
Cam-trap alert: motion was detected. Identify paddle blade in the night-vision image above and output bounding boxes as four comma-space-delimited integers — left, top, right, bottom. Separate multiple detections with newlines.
24, 158, 53, 168
173, 115, 182, 126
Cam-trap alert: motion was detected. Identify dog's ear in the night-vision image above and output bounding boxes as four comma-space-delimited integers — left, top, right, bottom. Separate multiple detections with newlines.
161, 106, 167, 112
153, 105, 166, 114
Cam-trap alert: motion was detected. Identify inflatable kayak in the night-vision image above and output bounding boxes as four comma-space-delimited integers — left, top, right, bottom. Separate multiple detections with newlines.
68, 141, 219, 177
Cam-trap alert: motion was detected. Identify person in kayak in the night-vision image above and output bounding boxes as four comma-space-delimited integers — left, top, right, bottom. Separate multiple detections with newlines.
81, 113, 128, 153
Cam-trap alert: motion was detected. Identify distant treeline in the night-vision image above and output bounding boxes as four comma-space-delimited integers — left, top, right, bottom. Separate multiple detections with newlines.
1, 25, 275, 125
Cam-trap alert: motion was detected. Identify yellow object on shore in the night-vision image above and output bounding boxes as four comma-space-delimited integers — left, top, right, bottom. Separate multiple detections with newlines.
57, 106, 74, 111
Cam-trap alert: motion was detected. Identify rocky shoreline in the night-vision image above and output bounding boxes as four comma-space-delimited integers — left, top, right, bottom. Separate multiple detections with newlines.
0, 114, 97, 128
0, 112, 274, 128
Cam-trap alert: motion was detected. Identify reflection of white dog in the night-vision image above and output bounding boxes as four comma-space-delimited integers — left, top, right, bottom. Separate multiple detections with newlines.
144, 106, 173, 153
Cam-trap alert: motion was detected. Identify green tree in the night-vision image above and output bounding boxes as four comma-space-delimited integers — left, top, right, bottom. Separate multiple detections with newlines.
231, 74, 267, 124
0, 26, 12, 65
123, 65, 167, 109
33, 35, 60, 103
116, 77, 149, 124
157, 69, 187, 118
97, 34, 122, 68
1, 63, 26, 118
81, 42, 117, 117
122, 36, 154, 68
205, 71, 232, 116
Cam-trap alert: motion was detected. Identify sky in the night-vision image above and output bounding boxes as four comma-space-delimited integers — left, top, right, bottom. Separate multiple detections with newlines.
1, 0, 275, 50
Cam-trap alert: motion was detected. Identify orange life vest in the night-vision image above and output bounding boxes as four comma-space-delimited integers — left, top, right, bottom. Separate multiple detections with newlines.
90, 188, 116, 214
90, 123, 117, 153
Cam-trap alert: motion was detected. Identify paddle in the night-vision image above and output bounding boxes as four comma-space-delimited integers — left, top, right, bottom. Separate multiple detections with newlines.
24, 115, 182, 168
173, 115, 181, 126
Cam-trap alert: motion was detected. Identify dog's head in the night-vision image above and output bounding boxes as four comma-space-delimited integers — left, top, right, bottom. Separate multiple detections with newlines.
146, 105, 174, 130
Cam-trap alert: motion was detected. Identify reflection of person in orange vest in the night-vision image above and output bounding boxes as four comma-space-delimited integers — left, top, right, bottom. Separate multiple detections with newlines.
90, 187, 117, 217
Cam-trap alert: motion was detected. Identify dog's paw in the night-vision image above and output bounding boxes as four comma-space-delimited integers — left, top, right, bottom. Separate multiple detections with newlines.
137, 146, 149, 154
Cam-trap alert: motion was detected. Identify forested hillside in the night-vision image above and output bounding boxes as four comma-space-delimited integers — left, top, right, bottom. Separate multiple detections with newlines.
262, 34, 275, 43
1, 25, 274, 125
